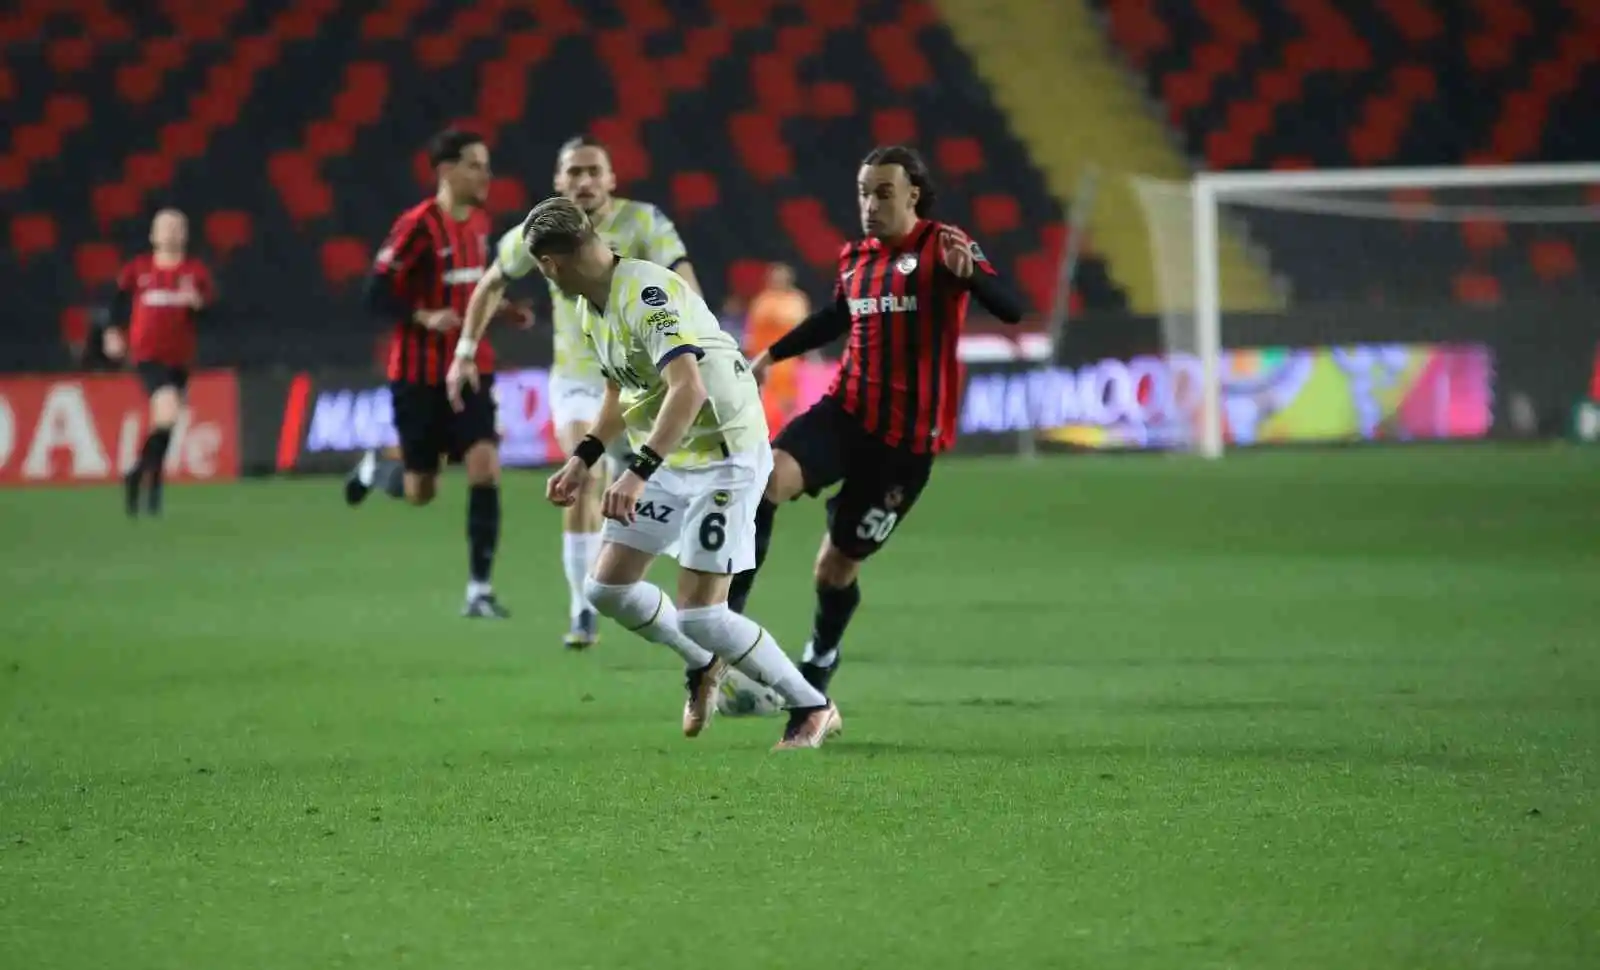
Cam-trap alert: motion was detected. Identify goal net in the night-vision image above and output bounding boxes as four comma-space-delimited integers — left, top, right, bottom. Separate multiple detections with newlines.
1129, 163, 1600, 457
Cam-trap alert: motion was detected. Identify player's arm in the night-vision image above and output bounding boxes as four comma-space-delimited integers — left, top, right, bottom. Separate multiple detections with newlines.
634, 281, 710, 460
589, 380, 626, 446
457, 261, 508, 353
756, 294, 852, 368
945, 229, 1025, 324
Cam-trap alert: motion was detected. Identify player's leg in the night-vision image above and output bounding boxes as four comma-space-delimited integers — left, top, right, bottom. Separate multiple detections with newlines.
672, 450, 840, 750
725, 400, 849, 614
347, 384, 427, 506
800, 453, 934, 693
580, 474, 725, 736
455, 376, 508, 619
551, 378, 608, 647
125, 364, 184, 517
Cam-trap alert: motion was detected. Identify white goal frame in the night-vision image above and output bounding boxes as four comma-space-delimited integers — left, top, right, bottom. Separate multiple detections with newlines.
1189, 162, 1600, 458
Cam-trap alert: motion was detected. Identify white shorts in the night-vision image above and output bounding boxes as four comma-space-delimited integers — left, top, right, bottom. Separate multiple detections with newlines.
549, 373, 605, 430
600, 443, 773, 573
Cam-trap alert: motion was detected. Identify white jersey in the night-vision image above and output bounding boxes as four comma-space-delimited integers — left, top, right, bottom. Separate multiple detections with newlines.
581, 258, 765, 468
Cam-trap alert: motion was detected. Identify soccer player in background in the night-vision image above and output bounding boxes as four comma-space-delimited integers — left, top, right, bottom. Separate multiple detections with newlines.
342, 128, 530, 619
728, 145, 1025, 695
743, 262, 812, 435
457, 135, 701, 649
104, 208, 215, 518
449, 198, 840, 749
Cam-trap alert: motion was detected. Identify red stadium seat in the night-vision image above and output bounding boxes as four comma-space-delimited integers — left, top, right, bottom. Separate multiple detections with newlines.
486, 176, 527, 219
0, 65, 14, 101
726, 258, 771, 300
866, 25, 932, 90
90, 184, 141, 229
414, 34, 463, 70
810, 82, 856, 119
44, 94, 90, 132
670, 171, 719, 217
776, 25, 823, 58
936, 137, 985, 178
0, 156, 25, 193
74, 242, 123, 287
1460, 218, 1508, 253
12, 124, 62, 164
871, 108, 918, 147
203, 210, 253, 260
159, 121, 209, 161
9, 213, 58, 262
751, 54, 803, 116
728, 112, 792, 181
972, 194, 1021, 238
304, 120, 354, 159
1452, 271, 1502, 306
320, 237, 372, 286
125, 153, 175, 190
1528, 239, 1577, 281
778, 197, 846, 269
47, 38, 95, 75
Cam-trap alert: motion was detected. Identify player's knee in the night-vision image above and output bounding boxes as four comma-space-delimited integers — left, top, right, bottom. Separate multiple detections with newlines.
463, 442, 499, 485
148, 390, 181, 427
764, 449, 806, 504
582, 575, 627, 617
404, 476, 436, 505
814, 545, 860, 588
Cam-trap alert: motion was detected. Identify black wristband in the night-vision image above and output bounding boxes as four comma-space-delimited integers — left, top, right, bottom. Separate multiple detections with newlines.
628, 444, 664, 481
573, 435, 606, 468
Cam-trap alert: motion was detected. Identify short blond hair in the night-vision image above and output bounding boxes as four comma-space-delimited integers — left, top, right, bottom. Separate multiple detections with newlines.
522, 196, 594, 257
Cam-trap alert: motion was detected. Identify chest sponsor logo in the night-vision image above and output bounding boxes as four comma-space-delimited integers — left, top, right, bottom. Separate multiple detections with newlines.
849, 294, 919, 316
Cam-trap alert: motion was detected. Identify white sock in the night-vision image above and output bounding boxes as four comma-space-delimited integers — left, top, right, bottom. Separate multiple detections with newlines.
801, 640, 839, 669
583, 578, 715, 668
563, 532, 600, 619
678, 604, 828, 709
355, 450, 377, 486
466, 580, 492, 600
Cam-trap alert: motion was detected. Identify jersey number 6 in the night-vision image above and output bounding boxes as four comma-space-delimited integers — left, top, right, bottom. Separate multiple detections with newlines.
699, 512, 727, 551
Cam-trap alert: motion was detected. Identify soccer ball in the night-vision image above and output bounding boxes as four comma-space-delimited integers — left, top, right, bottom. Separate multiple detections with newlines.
715, 668, 784, 717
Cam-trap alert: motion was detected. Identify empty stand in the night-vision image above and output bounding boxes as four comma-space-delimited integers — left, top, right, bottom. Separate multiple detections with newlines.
3, 0, 1116, 373
1098, 0, 1600, 307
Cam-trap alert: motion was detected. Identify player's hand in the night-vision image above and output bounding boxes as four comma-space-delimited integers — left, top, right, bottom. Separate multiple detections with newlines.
419, 308, 462, 332
446, 357, 479, 412
546, 457, 590, 508
602, 470, 647, 525
495, 300, 536, 330
178, 279, 204, 309
101, 327, 127, 361
939, 227, 974, 279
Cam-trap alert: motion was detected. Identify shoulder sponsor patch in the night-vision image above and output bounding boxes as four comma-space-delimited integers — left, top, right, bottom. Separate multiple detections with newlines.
643, 308, 680, 333
640, 285, 669, 307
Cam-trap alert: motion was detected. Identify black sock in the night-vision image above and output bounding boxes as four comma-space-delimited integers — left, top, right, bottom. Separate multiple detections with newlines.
467, 484, 500, 586
810, 580, 861, 659
139, 427, 173, 482
376, 458, 405, 498
727, 498, 778, 614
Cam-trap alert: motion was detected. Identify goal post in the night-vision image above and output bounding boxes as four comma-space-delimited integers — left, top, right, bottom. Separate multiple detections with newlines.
1149, 162, 1600, 458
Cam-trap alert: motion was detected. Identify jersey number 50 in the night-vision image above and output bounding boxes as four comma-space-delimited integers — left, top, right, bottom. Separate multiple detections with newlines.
856, 508, 898, 543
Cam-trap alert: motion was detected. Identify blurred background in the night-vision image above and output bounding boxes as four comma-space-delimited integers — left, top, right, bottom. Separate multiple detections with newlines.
2, 0, 1598, 483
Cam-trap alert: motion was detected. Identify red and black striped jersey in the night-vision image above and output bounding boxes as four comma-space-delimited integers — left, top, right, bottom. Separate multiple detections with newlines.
116, 254, 214, 368
827, 220, 998, 454
373, 199, 494, 385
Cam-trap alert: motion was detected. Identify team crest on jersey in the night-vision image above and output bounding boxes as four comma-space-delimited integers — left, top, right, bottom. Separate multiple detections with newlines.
884, 486, 905, 510
712, 490, 731, 508
641, 285, 669, 307
895, 253, 919, 275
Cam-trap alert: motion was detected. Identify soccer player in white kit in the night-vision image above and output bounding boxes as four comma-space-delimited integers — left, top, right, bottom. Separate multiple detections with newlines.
449, 197, 841, 749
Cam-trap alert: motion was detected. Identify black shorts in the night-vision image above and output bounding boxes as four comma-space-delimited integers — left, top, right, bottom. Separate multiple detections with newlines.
773, 396, 934, 561
389, 376, 499, 475
135, 362, 189, 397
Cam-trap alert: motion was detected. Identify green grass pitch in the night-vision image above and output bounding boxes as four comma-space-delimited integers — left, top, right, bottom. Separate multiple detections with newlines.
2, 446, 1597, 969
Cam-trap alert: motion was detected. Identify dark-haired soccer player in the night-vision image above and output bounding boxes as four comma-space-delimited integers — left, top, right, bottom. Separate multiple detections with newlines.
728, 144, 1025, 694
342, 128, 530, 619
105, 207, 215, 517
461, 134, 701, 649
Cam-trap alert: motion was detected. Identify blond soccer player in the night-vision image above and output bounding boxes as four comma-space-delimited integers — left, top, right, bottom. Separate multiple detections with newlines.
464, 135, 701, 650
448, 197, 841, 750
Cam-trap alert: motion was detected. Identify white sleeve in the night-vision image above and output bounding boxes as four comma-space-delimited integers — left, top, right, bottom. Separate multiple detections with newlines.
495, 227, 536, 279
626, 275, 704, 371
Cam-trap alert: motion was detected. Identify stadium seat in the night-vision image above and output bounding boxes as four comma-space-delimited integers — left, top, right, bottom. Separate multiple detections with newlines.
486, 176, 527, 220
10, 213, 58, 263
670, 172, 719, 218
320, 237, 372, 287
59, 307, 90, 346
74, 243, 123, 288
204, 211, 254, 261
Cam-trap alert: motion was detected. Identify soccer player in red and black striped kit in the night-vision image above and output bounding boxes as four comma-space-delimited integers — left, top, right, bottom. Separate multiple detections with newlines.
729, 145, 1024, 693
342, 128, 530, 619
105, 207, 216, 518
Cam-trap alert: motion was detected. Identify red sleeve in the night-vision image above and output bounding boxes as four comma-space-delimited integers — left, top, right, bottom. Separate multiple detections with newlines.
373, 210, 431, 277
